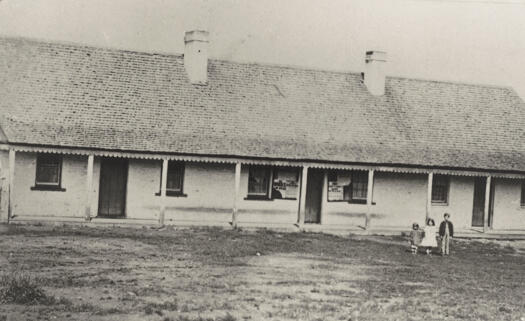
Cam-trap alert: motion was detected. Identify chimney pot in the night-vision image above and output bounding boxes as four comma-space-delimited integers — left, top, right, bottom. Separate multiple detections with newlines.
184, 30, 209, 85
364, 50, 387, 96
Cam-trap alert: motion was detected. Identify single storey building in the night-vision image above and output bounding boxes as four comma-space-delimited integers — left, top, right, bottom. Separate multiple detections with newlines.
1, 31, 525, 233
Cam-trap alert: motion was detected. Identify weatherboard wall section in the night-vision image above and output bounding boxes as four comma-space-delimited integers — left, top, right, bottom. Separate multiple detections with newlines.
125, 161, 299, 225
236, 166, 299, 225
11, 152, 88, 218
321, 172, 428, 228
428, 175, 475, 230
6, 152, 525, 230
125, 160, 234, 223
491, 178, 525, 230
320, 173, 482, 230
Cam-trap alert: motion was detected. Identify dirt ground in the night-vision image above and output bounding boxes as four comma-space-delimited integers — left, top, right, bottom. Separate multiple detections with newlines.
0, 224, 524, 321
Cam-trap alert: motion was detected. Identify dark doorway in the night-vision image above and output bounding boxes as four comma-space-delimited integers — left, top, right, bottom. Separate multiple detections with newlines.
471, 177, 486, 227
98, 158, 128, 218
304, 169, 324, 224
488, 179, 495, 228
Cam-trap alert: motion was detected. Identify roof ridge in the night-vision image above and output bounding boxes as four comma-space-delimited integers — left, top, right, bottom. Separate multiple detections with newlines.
0, 34, 517, 92
388, 74, 513, 91
0, 34, 183, 59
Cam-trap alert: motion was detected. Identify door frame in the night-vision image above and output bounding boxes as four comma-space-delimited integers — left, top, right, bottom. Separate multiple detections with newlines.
97, 158, 129, 218
471, 177, 486, 227
471, 177, 495, 228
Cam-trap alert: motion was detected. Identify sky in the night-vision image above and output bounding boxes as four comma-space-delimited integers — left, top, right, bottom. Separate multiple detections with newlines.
1, 0, 525, 98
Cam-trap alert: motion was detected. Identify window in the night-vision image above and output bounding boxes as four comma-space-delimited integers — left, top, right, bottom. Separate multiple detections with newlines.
349, 171, 368, 202
32, 154, 65, 191
328, 170, 368, 203
520, 181, 525, 207
431, 175, 449, 204
166, 161, 185, 195
247, 166, 271, 199
157, 161, 186, 197
271, 168, 299, 200
246, 166, 300, 200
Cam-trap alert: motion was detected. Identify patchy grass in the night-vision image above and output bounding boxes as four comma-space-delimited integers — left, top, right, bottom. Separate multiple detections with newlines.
0, 224, 525, 320
0, 272, 52, 305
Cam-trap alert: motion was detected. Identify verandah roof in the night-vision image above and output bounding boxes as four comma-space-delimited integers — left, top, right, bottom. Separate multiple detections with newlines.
5, 143, 525, 180
1, 37, 525, 174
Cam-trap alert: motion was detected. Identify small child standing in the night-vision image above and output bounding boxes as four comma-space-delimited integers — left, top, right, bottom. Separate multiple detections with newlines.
420, 218, 437, 255
409, 223, 423, 254
439, 213, 454, 256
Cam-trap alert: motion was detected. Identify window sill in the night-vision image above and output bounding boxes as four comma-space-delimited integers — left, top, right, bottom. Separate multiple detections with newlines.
244, 195, 273, 201
94, 215, 126, 219
155, 191, 188, 197
431, 202, 449, 206
31, 185, 66, 192
348, 199, 367, 205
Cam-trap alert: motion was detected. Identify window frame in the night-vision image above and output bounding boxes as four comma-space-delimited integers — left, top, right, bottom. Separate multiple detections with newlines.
246, 166, 272, 200
245, 166, 300, 201
431, 174, 449, 205
348, 171, 368, 204
270, 167, 300, 200
327, 170, 368, 204
155, 161, 187, 197
31, 154, 66, 191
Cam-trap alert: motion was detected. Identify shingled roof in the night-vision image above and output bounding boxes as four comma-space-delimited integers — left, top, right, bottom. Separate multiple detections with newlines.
1, 36, 525, 172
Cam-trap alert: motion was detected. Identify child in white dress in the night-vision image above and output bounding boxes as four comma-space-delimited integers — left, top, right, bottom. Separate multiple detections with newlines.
420, 218, 437, 255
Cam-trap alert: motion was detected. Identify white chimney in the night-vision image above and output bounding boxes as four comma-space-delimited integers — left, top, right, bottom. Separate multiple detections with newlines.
364, 51, 387, 96
184, 30, 209, 85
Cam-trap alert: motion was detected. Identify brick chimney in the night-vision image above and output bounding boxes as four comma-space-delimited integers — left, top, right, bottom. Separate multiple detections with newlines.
364, 51, 387, 96
184, 30, 209, 85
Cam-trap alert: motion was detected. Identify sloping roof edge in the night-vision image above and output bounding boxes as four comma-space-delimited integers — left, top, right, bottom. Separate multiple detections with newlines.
6, 142, 525, 179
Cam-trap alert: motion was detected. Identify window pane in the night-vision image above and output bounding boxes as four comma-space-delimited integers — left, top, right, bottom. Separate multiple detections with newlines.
166, 162, 183, 192
248, 167, 270, 195
351, 171, 368, 201
432, 175, 448, 203
36, 156, 60, 185
328, 171, 351, 201
272, 168, 299, 199
328, 171, 368, 202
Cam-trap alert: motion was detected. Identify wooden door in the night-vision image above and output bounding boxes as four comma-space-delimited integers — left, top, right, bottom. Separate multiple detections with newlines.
471, 177, 486, 227
305, 169, 324, 224
98, 158, 128, 217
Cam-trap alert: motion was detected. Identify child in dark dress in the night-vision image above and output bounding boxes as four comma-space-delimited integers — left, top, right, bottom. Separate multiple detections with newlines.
409, 223, 423, 254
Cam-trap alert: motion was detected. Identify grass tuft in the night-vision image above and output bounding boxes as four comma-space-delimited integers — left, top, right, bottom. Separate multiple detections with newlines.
0, 272, 52, 305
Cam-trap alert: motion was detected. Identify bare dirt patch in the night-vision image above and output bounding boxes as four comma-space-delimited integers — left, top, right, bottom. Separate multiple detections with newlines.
0, 225, 524, 321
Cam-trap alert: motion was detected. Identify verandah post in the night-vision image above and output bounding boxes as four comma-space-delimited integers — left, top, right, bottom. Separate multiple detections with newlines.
7, 149, 15, 224
365, 170, 374, 230
159, 159, 169, 226
483, 176, 491, 232
298, 166, 309, 229
426, 172, 433, 221
85, 154, 94, 221
320, 170, 328, 225
232, 162, 241, 229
